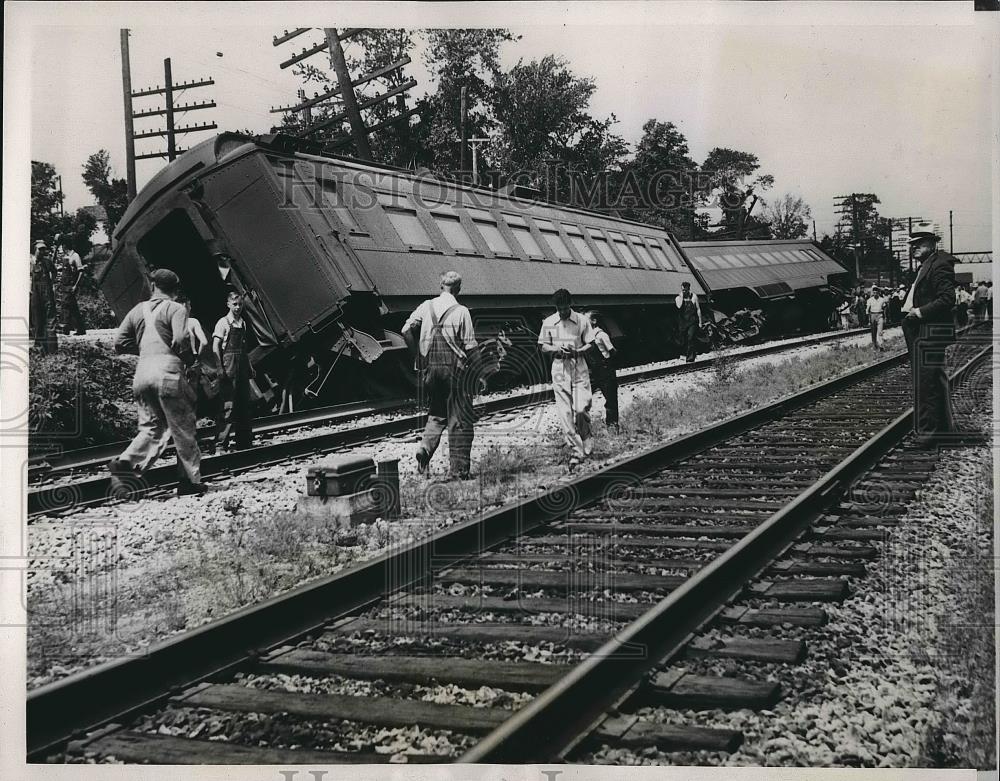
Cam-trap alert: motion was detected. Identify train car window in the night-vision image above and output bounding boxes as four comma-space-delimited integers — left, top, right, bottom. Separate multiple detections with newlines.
608, 231, 642, 268
466, 208, 515, 257
319, 180, 368, 235
586, 228, 622, 267
627, 235, 659, 270
733, 252, 757, 267
644, 239, 674, 271
654, 239, 686, 271
534, 219, 575, 262
503, 214, 547, 260
563, 226, 599, 265
377, 192, 435, 250
779, 250, 804, 263
707, 254, 735, 269
432, 213, 479, 254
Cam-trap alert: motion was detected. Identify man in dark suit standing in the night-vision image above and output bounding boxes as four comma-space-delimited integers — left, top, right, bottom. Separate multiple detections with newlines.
900, 230, 958, 446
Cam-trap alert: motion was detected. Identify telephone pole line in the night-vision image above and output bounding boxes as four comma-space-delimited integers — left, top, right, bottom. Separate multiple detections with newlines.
120, 29, 137, 200
130, 56, 217, 163
271, 28, 419, 160
324, 28, 373, 161
949, 209, 954, 253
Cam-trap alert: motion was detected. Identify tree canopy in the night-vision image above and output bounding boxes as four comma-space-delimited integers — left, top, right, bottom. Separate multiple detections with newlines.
82, 150, 129, 236
764, 194, 812, 239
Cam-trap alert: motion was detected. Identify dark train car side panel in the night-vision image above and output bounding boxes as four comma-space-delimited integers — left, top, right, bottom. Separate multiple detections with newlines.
197, 154, 351, 342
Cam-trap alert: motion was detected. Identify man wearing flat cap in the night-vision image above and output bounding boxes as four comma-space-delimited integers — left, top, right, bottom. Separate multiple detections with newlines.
899, 230, 959, 446
111, 268, 207, 495
29, 239, 58, 353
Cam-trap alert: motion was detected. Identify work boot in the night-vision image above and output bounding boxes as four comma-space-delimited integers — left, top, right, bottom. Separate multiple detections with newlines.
415, 448, 430, 476
177, 480, 208, 497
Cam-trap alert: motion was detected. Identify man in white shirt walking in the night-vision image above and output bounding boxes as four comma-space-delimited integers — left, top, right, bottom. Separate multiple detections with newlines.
865, 287, 886, 350
403, 271, 479, 480
539, 289, 595, 464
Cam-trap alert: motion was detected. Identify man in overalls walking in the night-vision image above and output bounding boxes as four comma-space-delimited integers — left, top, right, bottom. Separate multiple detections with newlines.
675, 281, 703, 362
109, 269, 206, 495
403, 271, 479, 480
213, 289, 255, 451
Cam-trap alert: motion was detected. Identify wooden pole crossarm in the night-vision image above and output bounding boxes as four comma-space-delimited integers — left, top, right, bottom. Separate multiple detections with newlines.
269, 55, 412, 114
133, 123, 218, 140
133, 101, 216, 119
279, 40, 329, 69
300, 78, 416, 136
132, 78, 214, 98
273, 28, 311, 46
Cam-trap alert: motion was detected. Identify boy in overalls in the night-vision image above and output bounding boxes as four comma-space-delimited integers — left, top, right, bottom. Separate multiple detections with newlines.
212, 289, 255, 450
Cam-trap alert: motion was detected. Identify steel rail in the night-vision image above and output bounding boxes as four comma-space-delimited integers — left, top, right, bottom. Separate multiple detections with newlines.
29, 328, 866, 478
26, 327, 931, 759
28, 328, 867, 514
460, 339, 993, 763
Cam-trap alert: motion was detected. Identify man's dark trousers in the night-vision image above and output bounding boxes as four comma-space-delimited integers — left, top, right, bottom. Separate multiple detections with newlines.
902, 317, 954, 440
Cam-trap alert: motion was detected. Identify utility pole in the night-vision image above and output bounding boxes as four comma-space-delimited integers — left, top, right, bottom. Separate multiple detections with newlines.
130, 59, 216, 163
120, 29, 137, 200
468, 137, 490, 185
298, 89, 313, 126
908, 217, 913, 275
163, 59, 176, 161
949, 209, 954, 253
812, 220, 817, 242
324, 28, 373, 160
271, 29, 418, 158
459, 85, 468, 176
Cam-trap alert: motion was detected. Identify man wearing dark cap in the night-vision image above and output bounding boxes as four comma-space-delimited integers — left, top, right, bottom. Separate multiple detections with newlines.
900, 230, 958, 447
110, 268, 206, 495
675, 281, 703, 362
29, 239, 57, 353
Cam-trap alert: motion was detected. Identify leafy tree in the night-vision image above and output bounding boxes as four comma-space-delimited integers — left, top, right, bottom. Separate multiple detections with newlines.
31, 161, 65, 246
281, 28, 516, 172
700, 147, 774, 239
617, 119, 701, 239
489, 54, 627, 204
764, 194, 812, 239
81, 150, 129, 236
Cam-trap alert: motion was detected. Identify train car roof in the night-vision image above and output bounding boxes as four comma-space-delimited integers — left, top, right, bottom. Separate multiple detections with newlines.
680, 238, 847, 299
113, 133, 710, 301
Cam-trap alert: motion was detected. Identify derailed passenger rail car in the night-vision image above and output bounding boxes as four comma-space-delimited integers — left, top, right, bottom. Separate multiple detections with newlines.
680, 238, 849, 336
102, 133, 709, 404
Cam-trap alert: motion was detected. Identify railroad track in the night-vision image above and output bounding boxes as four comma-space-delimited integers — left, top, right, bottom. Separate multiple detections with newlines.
28, 325, 990, 764
28, 327, 867, 517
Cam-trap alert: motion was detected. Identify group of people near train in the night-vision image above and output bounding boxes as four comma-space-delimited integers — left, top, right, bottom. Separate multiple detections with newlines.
28, 236, 88, 353
107, 269, 256, 496
402, 271, 624, 479
100, 225, 981, 493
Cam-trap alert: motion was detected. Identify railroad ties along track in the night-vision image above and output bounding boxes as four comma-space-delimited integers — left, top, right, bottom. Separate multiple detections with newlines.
34, 329, 990, 764
27, 328, 868, 516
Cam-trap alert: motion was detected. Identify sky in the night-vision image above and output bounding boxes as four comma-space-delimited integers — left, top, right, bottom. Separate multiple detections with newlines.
15, 2, 999, 252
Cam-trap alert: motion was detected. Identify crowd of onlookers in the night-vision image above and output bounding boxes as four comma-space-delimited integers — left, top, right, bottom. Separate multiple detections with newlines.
834, 278, 992, 350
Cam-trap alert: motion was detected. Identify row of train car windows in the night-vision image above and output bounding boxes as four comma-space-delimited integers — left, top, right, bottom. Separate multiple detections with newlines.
694, 249, 817, 270
327, 186, 684, 272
